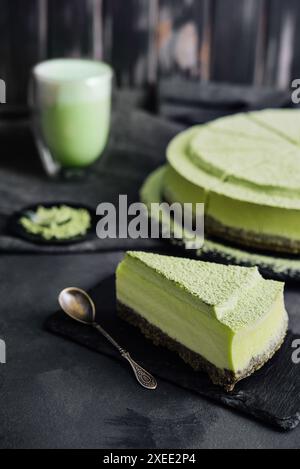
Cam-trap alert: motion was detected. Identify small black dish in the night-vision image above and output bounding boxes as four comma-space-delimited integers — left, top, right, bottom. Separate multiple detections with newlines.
8, 201, 97, 245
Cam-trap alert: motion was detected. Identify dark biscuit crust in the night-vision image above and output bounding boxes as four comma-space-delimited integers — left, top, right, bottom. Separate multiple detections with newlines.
162, 192, 300, 254
205, 215, 300, 255
117, 302, 287, 392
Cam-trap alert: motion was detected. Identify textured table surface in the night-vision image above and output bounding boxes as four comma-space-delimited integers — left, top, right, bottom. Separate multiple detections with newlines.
0, 98, 300, 448
0, 252, 300, 449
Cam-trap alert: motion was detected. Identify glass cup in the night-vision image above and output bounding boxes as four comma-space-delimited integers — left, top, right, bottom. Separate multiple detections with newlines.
30, 58, 113, 177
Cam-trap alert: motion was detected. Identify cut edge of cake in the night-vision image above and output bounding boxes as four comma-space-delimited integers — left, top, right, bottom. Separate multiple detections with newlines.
117, 301, 287, 391
116, 251, 288, 391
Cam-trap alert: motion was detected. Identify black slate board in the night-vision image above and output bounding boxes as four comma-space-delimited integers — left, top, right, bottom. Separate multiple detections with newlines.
45, 275, 300, 432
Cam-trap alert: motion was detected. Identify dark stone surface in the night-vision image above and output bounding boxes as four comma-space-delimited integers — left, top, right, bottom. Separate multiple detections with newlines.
0, 252, 300, 448
46, 272, 299, 431
0, 96, 300, 448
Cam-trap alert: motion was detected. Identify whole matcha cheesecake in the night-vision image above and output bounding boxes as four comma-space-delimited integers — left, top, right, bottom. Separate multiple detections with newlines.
164, 109, 300, 254
116, 251, 288, 391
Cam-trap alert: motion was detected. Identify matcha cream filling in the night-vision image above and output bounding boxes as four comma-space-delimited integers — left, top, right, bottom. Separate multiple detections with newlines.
116, 253, 287, 373
164, 117, 300, 241
140, 166, 300, 275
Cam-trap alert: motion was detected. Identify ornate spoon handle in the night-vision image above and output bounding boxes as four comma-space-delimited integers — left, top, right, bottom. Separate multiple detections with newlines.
121, 352, 157, 389
93, 323, 157, 390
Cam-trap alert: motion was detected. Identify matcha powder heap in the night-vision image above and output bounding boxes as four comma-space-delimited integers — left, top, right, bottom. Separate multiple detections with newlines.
20, 205, 91, 240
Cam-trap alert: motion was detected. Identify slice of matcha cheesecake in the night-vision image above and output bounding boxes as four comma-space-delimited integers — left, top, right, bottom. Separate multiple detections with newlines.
116, 251, 288, 391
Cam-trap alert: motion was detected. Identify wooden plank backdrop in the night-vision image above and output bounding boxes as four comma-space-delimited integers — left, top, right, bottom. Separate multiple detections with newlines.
1, 0, 300, 106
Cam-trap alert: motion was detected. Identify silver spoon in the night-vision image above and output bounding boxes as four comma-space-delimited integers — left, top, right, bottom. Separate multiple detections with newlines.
58, 287, 157, 390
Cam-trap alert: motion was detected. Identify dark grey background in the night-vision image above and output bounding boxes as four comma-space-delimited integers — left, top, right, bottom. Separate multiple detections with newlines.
0, 99, 299, 448
0, 252, 300, 449
0, 0, 300, 448
1, 0, 300, 108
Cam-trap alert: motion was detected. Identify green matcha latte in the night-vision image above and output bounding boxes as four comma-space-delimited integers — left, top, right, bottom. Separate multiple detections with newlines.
32, 59, 112, 175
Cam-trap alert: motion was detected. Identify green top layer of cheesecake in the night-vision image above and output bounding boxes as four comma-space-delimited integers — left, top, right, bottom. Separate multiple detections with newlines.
125, 251, 284, 332
167, 109, 300, 208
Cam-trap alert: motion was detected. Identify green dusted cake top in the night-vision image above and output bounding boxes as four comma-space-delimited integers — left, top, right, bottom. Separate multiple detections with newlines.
167, 109, 300, 208
126, 251, 284, 331
126, 251, 257, 309
251, 108, 300, 145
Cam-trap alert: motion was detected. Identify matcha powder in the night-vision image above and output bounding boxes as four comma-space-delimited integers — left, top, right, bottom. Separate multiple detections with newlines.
20, 205, 91, 240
